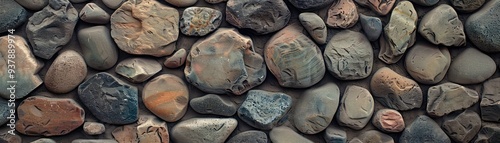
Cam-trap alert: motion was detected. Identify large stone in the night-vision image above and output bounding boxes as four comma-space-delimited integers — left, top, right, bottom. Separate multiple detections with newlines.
442, 110, 481, 143
136, 115, 169, 143
190, 94, 237, 116
270, 126, 314, 143
103, 0, 125, 9
419, 4, 465, 46
238, 90, 292, 130
78, 26, 118, 70
143, 74, 189, 122
324, 30, 373, 80
450, 0, 485, 13
379, 1, 417, 64
299, 12, 327, 44
336, 85, 374, 130
326, 0, 358, 28
16, 96, 85, 136
44, 50, 87, 94
351, 130, 394, 143
171, 118, 237, 143
288, 0, 334, 10
226, 0, 290, 34
180, 7, 222, 36
400, 115, 451, 143
15, 0, 48, 11
79, 3, 110, 24
465, 0, 500, 53
110, 0, 179, 57
447, 47, 496, 84
164, 49, 187, 68
409, 0, 439, 6
185, 28, 266, 95
0, 0, 28, 33
78, 72, 138, 124
370, 67, 423, 111
227, 130, 268, 143
115, 58, 162, 83
354, 0, 395, 15
165, 0, 197, 7
294, 83, 340, 134
372, 109, 405, 132
324, 126, 347, 143
112, 124, 138, 143
83, 122, 105, 135
475, 125, 500, 143
0, 35, 43, 99
0, 99, 9, 125
481, 78, 500, 122
405, 42, 450, 84
427, 82, 479, 117
359, 14, 382, 41
26, 0, 78, 59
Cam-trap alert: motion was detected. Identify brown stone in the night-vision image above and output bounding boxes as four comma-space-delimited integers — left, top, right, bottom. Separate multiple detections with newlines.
137, 115, 169, 143
326, 0, 358, 28
112, 124, 138, 143
143, 74, 189, 122
355, 0, 396, 15
44, 50, 87, 94
405, 42, 450, 84
164, 49, 187, 68
372, 109, 405, 132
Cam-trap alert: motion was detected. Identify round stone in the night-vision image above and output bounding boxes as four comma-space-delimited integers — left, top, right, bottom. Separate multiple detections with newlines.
372, 109, 405, 132
465, 0, 500, 52
115, 58, 162, 83
143, 74, 189, 122
180, 7, 222, 36
447, 47, 496, 84
405, 42, 450, 84
419, 4, 465, 46
78, 26, 118, 70
337, 85, 374, 130
44, 50, 87, 94
326, 0, 358, 28
226, 0, 290, 34
83, 122, 106, 135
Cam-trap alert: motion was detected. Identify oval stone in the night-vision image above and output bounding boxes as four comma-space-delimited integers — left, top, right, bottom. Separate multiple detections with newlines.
83, 122, 105, 135
288, 0, 334, 10
165, 0, 197, 7
103, 0, 125, 9
190, 94, 238, 116
78, 26, 118, 70
180, 7, 222, 36
143, 74, 189, 122
372, 109, 405, 132
44, 50, 87, 94
447, 47, 496, 84
226, 0, 290, 34
326, 0, 358, 28
337, 85, 374, 130
352, 130, 394, 143
419, 4, 465, 46
465, 0, 500, 52
405, 42, 450, 84
299, 12, 327, 45
270, 126, 314, 143
227, 130, 268, 143
409, 0, 439, 6
171, 118, 237, 143
115, 58, 162, 83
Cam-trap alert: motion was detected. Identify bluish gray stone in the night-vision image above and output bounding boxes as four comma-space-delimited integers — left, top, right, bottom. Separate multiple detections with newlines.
475, 125, 500, 143
238, 90, 292, 130
442, 110, 481, 143
227, 130, 268, 143
0, 98, 10, 126
0, 0, 28, 33
189, 94, 237, 116
465, 0, 500, 52
359, 14, 382, 41
324, 126, 347, 143
400, 115, 451, 143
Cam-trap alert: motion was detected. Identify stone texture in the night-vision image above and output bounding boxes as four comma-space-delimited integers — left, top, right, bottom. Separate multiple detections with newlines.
205, 0, 227, 4
379, 1, 417, 64
0, 0, 28, 33
294, 83, 340, 134
359, 14, 382, 41
475, 125, 500, 143
326, 0, 358, 28
103, 0, 125, 9
324, 30, 373, 80
136, 115, 169, 143
400, 115, 451, 143
164, 49, 187, 68
190, 94, 237, 116
370, 67, 423, 111
78, 72, 138, 124
372, 109, 405, 132
0, 35, 43, 99
419, 4, 465, 46
405, 42, 450, 84
143, 74, 189, 122
427, 82, 479, 117
465, 0, 500, 53
165, 0, 198, 7
71, 139, 117, 143
112, 124, 138, 143
31, 138, 56, 143
78, 26, 118, 70
111, 0, 179, 57
15, 0, 48, 11
324, 126, 347, 143
69, 0, 87, 3
354, 0, 395, 15
409, 0, 439, 6
442, 110, 481, 143
26, 0, 78, 59
351, 130, 394, 143
450, 0, 485, 13
79, 3, 110, 24
238, 90, 292, 130
481, 78, 500, 122
336, 85, 374, 130
270, 126, 314, 143
447, 47, 496, 84
0, 131, 21, 143
0, 99, 9, 125
171, 118, 237, 143
44, 50, 87, 94
288, 0, 334, 10
227, 130, 268, 143
83, 122, 105, 135
180, 7, 222, 36
226, 0, 290, 34
115, 58, 162, 83
185, 28, 266, 95
299, 12, 327, 44
16, 96, 85, 136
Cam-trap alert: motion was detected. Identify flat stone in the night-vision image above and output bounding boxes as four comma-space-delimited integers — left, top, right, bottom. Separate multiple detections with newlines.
405, 42, 450, 84
475, 125, 500, 143
354, 0, 395, 15
103, 0, 125, 9
78, 26, 118, 70
288, 0, 334, 10
465, 0, 500, 52
450, 0, 485, 13
71, 139, 117, 143
442, 110, 481, 143
26, 0, 78, 59
324, 30, 373, 80
180, 7, 222, 36
164, 49, 187, 68
136, 115, 169, 143
447, 47, 496, 84
370, 67, 423, 111
111, 0, 179, 57
185, 28, 266, 95
165, 0, 197, 7
0, 99, 9, 126
171, 118, 237, 143
190, 94, 237, 116
80, 3, 110, 24
400, 115, 451, 143
205, 0, 227, 4
0, 35, 43, 99
352, 130, 394, 143
78, 72, 138, 124
16, 96, 85, 136
409, 0, 439, 6
0, 130, 21, 143
44, 50, 87, 94
0, 0, 28, 33
419, 4, 465, 46
227, 130, 268, 143
337, 85, 374, 130
427, 82, 479, 117
379, 1, 417, 64
143, 74, 189, 122
112, 124, 138, 143
31, 138, 56, 143
226, 0, 290, 34
238, 90, 292, 130
299, 12, 327, 44
270, 126, 314, 143
326, 0, 358, 28
372, 109, 405, 132
115, 58, 162, 83
294, 83, 340, 134
15, 0, 48, 11
481, 78, 500, 122
324, 126, 347, 143
359, 14, 382, 41
83, 122, 105, 135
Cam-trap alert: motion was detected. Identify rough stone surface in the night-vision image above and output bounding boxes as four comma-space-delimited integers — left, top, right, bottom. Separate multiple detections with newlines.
112, 124, 137, 143
465, 0, 500, 53
419, 4, 465, 46
324, 30, 373, 80
354, 0, 395, 15
238, 90, 292, 130
336, 85, 374, 130
475, 125, 500, 143
270, 126, 314, 143
405, 42, 450, 84
324, 126, 347, 143
442, 110, 481, 143
0, 0, 28, 33
352, 130, 394, 143
78, 26, 118, 70
164, 49, 187, 68
450, 0, 485, 13
481, 78, 500, 122
370, 67, 423, 111
15, 0, 48, 11
165, 0, 198, 7
83, 122, 105, 135
299, 12, 327, 44
288, 0, 334, 10
44, 50, 87, 94
400, 115, 451, 143
79, 3, 110, 24
359, 14, 382, 41
115, 58, 162, 83
0, 99, 9, 126
185, 28, 266, 95
136, 115, 169, 143
31, 138, 56, 143
103, 0, 125, 9
409, 0, 439, 6
294, 83, 340, 134
0, 131, 21, 143
427, 82, 479, 117
226, 0, 290, 34
143, 74, 189, 122
78, 72, 138, 124
205, 0, 227, 4
16, 96, 85, 136
190, 94, 237, 116
111, 0, 179, 57
71, 139, 117, 143
26, 0, 78, 59
180, 7, 222, 36
171, 118, 237, 143
326, 0, 358, 28
447, 47, 496, 84
372, 109, 405, 132
227, 130, 268, 143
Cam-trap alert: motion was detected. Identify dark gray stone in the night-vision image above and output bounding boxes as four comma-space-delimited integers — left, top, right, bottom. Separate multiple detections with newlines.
0, 97, 10, 125
465, 0, 500, 53
409, 0, 439, 6
15, 0, 48, 11
352, 130, 394, 143
227, 130, 268, 143
481, 77, 500, 122
359, 14, 382, 41
79, 3, 110, 24
226, 0, 290, 34
180, 7, 222, 36
288, 0, 334, 10
442, 110, 481, 143
400, 115, 451, 143
324, 126, 347, 143
0, 0, 28, 33
238, 90, 292, 130
427, 82, 479, 117
450, 0, 485, 13
447, 47, 496, 84
475, 125, 500, 143
78, 26, 119, 71
189, 94, 238, 116
69, 0, 88, 3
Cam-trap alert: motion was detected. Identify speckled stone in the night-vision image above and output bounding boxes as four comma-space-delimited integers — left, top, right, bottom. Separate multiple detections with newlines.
352, 130, 394, 143
83, 122, 105, 136
164, 49, 187, 68
288, 0, 334, 10
450, 0, 485, 13
405, 42, 450, 84
324, 126, 347, 143
238, 90, 292, 130
180, 7, 222, 36
427, 82, 479, 117
359, 14, 382, 41
475, 125, 500, 143
44, 50, 87, 94
419, 4, 465, 46
31, 138, 56, 143
79, 3, 110, 24
400, 115, 451, 143
103, 0, 125, 9
270, 126, 314, 143
481, 78, 500, 122
143, 74, 189, 122
0, 0, 28, 33
115, 58, 162, 83
190, 94, 237, 116
227, 130, 268, 143
171, 118, 237, 143
354, 0, 395, 15
0, 99, 9, 126
165, 0, 198, 7
136, 115, 169, 143
442, 110, 481, 143
337, 85, 374, 130
15, 0, 48, 11
112, 124, 138, 143
326, 0, 358, 28
78, 26, 118, 70
299, 12, 327, 44
372, 109, 405, 132
465, 0, 500, 52
409, 0, 439, 6
226, 0, 290, 34
447, 47, 496, 84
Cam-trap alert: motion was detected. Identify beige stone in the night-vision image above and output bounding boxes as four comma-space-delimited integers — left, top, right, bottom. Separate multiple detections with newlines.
44, 50, 87, 94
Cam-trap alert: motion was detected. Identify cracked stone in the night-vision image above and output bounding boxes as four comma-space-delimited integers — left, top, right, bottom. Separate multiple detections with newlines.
337, 85, 374, 130
171, 118, 237, 143
481, 77, 500, 122
427, 82, 479, 117
238, 90, 292, 130
115, 58, 162, 83
326, 0, 358, 28
442, 110, 481, 143
180, 7, 222, 36
136, 115, 170, 143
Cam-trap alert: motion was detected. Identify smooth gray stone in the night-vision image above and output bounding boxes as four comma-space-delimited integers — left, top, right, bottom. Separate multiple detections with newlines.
481, 77, 500, 122
404, 42, 450, 84
465, 0, 500, 52
102, 0, 125, 9
227, 130, 268, 143
15, 0, 48, 11
238, 90, 292, 130
270, 126, 314, 143
419, 4, 465, 46
0, 0, 28, 33
427, 82, 479, 117
171, 118, 237, 143
474, 125, 500, 143
115, 58, 162, 83
226, 0, 290, 34
78, 26, 119, 70
299, 12, 327, 44
324, 126, 347, 143
359, 14, 382, 41
400, 115, 451, 143
190, 94, 237, 116
79, 3, 110, 24
442, 110, 481, 143
336, 85, 374, 130
447, 47, 496, 84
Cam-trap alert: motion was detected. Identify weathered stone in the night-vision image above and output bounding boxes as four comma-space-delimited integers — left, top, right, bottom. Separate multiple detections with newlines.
270, 126, 314, 143
238, 90, 292, 130
352, 130, 394, 143
165, 0, 197, 7
372, 109, 405, 132
190, 94, 237, 116
326, 0, 358, 28
226, 0, 290, 34
0, 130, 21, 143
16, 96, 85, 136
143, 74, 189, 122
419, 4, 465, 46
44, 50, 87, 94
465, 0, 500, 52
103, 0, 125, 9
324, 126, 347, 143
299, 12, 327, 44
450, 0, 485, 13
405, 42, 450, 84
31, 138, 56, 143
205, 0, 227, 4
15, 0, 48, 11
0, 0, 28, 33
171, 118, 237, 143
112, 124, 138, 143
379, 1, 417, 64
359, 14, 382, 41
185, 28, 266, 95
164, 49, 187, 68
78, 26, 118, 70
442, 110, 481, 143
115, 58, 162, 83
83, 122, 105, 135
0, 99, 9, 126
475, 125, 500, 143
80, 3, 110, 24
324, 30, 373, 80
71, 139, 117, 143
427, 82, 479, 117
400, 115, 451, 143
227, 130, 268, 143
26, 0, 78, 59
354, 0, 395, 15
370, 67, 423, 111
409, 0, 439, 6
288, 0, 334, 10
180, 7, 222, 36
111, 0, 179, 57
337, 85, 374, 130
78, 72, 138, 124
137, 115, 169, 143
447, 47, 496, 84
481, 78, 500, 122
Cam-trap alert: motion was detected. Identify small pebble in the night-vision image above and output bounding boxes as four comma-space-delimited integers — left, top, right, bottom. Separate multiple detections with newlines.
164, 49, 187, 68
372, 109, 405, 132
83, 122, 106, 135
190, 94, 237, 116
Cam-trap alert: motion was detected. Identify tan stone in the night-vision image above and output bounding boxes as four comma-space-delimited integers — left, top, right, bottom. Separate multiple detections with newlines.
112, 124, 138, 143
405, 42, 450, 84
370, 67, 422, 111
372, 109, 405, 132
419, 4, 466, 46
164, 49, 187, 68
326, 0, 358, 28
44, 50, 87, 94
143, 74, 189, 122
137, 115, 169, 143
